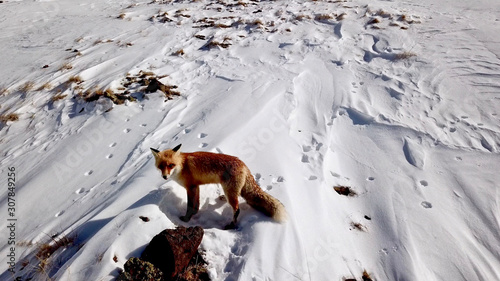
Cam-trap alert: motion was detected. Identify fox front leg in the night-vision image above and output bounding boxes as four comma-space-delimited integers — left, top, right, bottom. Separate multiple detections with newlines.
180, 185, 199, 222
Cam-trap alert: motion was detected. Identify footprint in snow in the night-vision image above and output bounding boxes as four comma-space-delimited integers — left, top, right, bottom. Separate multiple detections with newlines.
301, 154, 310, 163
367, 177, 375, 181
140, 123, 147, 127
110, 142, 117, 147
198, 133, 208, 138
419, 180, 428, 187
199, 143, 208, 148
309, 175, 318, 180
421, 201, 432, 208
106, 154, 113, 159
75, 188, 85, 194
183, 128, 191, 134
124, 128, 131, 133
273, 176, 284, 183
85, 170, 93, 176
55, 210, 65, 217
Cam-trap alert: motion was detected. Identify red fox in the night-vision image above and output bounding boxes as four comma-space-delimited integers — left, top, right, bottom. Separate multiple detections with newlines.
151, 144, 287, 229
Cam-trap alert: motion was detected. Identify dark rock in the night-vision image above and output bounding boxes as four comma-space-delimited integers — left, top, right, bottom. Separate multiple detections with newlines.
141, 226, 204, 280
117, 257, 163, 281
334, 185, 357, 196
145, 78, 162, 93
145, 78, 180, 98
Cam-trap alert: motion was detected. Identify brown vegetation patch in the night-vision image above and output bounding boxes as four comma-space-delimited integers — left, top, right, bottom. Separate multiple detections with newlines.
367, 18, 380, 25
0, 113, 19, 123
362, 270, 374, 281
51, 93, 68, 102
334, 185, 356, 196
394, 51, 416, 60
19, 81, 35, 93
36, 235, 75, 271
350, 222, 367, 232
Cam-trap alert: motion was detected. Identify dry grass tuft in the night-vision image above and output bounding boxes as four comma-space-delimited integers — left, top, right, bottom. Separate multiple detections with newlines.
336, 13, 347, 21
394, 51, 417, 60
36, 235, 75, 272
59, 62, 73, 71
314, 14, 334, 21
51, 94, 68, 102
375, 9, 392, 18
173, 49, 185, 56
38, 82, 53, 91
0, 113, 19, 123
68, 75, 83, 84
19, 81, 35, 93
351, 222, 367, 232
362, 270, 374, 281
367, 18, 380, 25
294, 14, 311, 21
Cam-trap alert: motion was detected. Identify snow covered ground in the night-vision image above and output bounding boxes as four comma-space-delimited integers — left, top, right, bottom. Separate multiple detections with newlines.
1, 0, 500, 280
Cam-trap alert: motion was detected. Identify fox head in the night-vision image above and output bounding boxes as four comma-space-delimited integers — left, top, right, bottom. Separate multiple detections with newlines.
151, 144, 182, 180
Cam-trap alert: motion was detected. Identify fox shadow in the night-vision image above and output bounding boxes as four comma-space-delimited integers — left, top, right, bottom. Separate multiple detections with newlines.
128, 186, 264, 230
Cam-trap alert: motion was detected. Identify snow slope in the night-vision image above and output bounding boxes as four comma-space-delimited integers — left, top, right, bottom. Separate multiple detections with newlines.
1, 0, 500, 280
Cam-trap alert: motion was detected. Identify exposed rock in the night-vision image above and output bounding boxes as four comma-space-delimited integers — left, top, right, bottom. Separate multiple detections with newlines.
141, 226, 204, 280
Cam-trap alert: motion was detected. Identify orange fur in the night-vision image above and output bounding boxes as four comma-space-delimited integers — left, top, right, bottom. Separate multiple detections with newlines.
151, 145, 286, 228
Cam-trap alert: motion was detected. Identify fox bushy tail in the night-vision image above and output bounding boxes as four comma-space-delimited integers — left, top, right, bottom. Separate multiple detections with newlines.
241, 172, 287, 223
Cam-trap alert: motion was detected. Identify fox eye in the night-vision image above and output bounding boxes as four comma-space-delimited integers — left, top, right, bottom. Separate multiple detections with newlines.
158, 163, 167, 170
167, 164, 175, 169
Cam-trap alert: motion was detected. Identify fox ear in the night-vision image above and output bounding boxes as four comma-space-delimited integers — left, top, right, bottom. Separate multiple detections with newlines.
150, 148, 160, 158
172, 144, 182, 152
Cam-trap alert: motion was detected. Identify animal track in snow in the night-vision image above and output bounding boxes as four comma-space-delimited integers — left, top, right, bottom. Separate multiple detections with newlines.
85, 170, 93, 176
367, 177, 375, 181
421, 201, 432, 208
419, 180, 428, 187
55, 210, 65, 217
183, 128, 191, 134
301, 154, 310, 163
199, 143, 208, 148
273, 176, 284, 183
110, 142, 117, 147
75, 188, 85, 194
124, 128, 131, 133
106, 154, 113, 159
198, 133, 208, 138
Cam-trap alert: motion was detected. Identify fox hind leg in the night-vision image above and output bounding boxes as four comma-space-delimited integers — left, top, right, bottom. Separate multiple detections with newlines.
223, 184, 241, 230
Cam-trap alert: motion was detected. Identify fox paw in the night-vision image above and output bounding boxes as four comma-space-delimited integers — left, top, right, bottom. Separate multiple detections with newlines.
224, 222, 237, 230
179, 215, 191, 222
